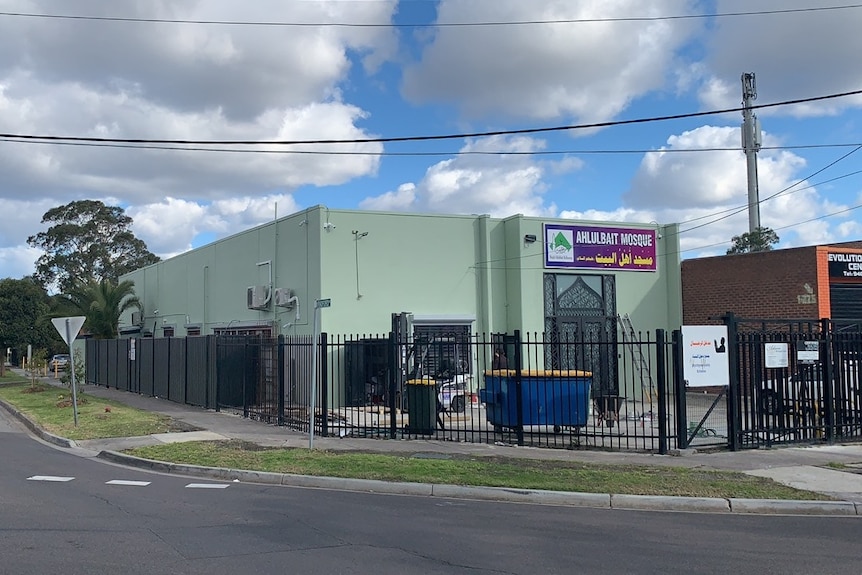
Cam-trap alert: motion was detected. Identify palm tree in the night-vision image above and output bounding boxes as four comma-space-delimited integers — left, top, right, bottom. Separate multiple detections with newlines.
58, 279, 141, 339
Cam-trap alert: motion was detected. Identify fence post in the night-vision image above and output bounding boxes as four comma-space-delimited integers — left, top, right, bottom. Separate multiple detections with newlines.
320, 332, 329, 438
821, 318, 835, 442
513, 330, 524, 446
656, 329, 668, 454
388, 331, 398, 439
723, 312, 742, 451
671, 329, 688, 450
242, 339, 249, 419
277, 334, 285, 427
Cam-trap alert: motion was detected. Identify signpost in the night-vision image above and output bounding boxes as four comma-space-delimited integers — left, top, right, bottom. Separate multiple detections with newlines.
308, 299, 331, 449
50, 316, 86, 426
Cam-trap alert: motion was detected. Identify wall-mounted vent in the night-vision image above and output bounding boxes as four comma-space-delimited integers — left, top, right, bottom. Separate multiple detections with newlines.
131, 311, 142, 326
247, 285, 270, 310
274, 288, 295, 308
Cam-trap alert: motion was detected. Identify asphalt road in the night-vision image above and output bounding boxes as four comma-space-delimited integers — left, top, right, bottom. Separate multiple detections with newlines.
2, 411, 862, 575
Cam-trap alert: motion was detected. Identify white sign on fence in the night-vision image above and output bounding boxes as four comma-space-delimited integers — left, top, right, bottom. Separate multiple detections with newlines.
681, 325, 730, 388
764, 342, 789, 368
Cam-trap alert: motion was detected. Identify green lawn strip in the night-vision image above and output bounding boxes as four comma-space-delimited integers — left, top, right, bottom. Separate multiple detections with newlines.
0, 372, 28, 384
0, 382, 177, 441
126, 440, 831, 500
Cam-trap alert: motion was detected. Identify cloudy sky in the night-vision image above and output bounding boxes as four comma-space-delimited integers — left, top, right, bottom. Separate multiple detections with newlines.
2, 0, 862, 281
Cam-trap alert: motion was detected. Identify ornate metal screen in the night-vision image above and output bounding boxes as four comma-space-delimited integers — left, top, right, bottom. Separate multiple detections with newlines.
544, 274, 618, 395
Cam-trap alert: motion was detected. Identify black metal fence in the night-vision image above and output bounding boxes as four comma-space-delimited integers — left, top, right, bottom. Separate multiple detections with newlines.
84, 317, 862, 453
87, 336, 217, 408
86, 329, 681, 452
724, 316, 862, 449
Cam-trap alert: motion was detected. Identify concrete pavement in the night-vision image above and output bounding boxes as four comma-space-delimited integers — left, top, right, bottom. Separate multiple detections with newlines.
3, 372, 862, 515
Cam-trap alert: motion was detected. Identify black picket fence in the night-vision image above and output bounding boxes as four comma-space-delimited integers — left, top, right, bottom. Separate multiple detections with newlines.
85, 318, 862, 453
87, 330, 681, 453
726, 316, 862, 449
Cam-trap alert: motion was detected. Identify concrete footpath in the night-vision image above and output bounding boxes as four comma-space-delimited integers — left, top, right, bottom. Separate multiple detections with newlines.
3, 374, 862, 516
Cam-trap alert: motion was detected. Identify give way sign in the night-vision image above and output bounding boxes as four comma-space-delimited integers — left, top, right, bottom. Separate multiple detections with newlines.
51, 316, 86, 345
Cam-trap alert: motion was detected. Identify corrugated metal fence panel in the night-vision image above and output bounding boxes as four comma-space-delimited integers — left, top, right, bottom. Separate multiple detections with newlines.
85, 339, 97, 385
97, 340, 109, 387
207, 336, 218, 409
185, 337, 209, 407
153, 338, 170, 398
113, 339, 130, 391
106, 339, 118, 389
139, 338, 155, 397
216, 336, 248, 410
168, 338, 186, 404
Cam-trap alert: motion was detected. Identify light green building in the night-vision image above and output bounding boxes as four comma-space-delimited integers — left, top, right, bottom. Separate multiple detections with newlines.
120, 206, 681, 342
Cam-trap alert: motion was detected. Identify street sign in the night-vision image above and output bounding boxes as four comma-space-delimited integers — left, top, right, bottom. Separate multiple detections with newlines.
51, 316, 86, 345
315, 298, 331, 308
50, 316, 86, 427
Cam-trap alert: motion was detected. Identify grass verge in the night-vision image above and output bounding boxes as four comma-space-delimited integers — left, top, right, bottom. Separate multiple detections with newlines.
0, 376, 838, 500
0, 382, 185, 441
127, 440, 833, 500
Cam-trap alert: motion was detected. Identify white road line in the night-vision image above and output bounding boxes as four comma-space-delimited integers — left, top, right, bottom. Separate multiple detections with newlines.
185, 483, 230, 489
27, 476, 75, 482
106, 480, 151, 486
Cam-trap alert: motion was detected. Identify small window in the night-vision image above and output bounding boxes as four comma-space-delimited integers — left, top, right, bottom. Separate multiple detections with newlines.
162, 326, 175, 338
186, 326, 201, 337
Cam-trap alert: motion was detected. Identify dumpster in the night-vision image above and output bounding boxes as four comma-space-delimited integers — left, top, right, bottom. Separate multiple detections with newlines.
480, 370, 592, 430
406, 377, 437, 434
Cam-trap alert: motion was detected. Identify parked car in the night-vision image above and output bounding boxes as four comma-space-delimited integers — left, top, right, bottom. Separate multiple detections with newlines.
50, 354, 70, 370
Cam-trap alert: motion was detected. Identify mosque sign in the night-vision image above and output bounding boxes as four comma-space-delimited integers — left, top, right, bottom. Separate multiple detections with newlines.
544, 224, 657, 271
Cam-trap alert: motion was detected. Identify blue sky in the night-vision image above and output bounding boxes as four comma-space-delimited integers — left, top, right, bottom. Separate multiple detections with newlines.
2, 0, 862, 281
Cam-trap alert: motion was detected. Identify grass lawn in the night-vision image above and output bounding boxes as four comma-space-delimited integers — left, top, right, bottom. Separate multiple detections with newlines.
0, 382, 182, 441
127, 440, 833, 500
0, 371, 28, 384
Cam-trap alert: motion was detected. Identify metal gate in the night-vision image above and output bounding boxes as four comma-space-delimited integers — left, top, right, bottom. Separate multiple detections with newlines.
679, 314, 862, 451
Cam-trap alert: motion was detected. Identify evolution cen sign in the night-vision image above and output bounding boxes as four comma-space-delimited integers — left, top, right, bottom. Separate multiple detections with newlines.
828, 252, 862, 279
544, 224, 657, 271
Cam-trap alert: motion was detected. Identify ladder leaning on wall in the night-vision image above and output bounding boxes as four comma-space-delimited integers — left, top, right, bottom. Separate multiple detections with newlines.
617, 314, 657, 409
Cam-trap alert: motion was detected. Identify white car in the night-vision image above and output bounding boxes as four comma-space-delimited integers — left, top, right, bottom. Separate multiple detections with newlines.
50, 354, 70, 370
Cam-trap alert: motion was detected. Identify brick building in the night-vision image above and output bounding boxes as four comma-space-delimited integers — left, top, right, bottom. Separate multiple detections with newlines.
682, 241, 862, 327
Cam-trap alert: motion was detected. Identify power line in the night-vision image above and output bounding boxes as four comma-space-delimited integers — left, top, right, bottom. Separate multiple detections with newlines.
678, 145, 862, 233
5, 135, 862, 157
1, 4, 860, 27
674, 202, 862, 257
2, 89, 860, 147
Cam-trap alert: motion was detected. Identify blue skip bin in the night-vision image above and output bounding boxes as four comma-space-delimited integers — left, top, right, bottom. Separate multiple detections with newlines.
480, 370, 592, 430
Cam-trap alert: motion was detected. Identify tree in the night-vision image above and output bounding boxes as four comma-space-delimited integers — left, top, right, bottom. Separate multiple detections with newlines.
726, 226, 779, 255
27, 200, 160, 294
0, 278, 63, 367
57, 279, 142, 339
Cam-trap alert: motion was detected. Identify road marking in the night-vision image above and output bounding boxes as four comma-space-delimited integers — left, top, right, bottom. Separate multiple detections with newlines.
185, 483, 229, 489
106, 480, 151, 486
27, 476, 75, 482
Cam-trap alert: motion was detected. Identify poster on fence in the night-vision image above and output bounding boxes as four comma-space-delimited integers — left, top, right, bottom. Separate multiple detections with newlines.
681, 325, 730, 387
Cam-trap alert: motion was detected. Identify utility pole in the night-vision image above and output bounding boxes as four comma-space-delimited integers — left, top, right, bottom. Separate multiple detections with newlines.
741, 72, 762, 233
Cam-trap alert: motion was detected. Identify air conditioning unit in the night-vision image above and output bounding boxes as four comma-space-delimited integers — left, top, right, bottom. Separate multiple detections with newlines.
247, 285, 270, 310
273, 288, 295, 308
131, 311, 142, 326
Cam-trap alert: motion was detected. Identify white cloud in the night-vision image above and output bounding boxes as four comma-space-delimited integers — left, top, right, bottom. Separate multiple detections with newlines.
0, 1, 398, 120
402, 0, 702, 122
359, 183, 416, 211
361, 136, 567, 217
696, 0, 862, 116
128, 194, 300, 256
